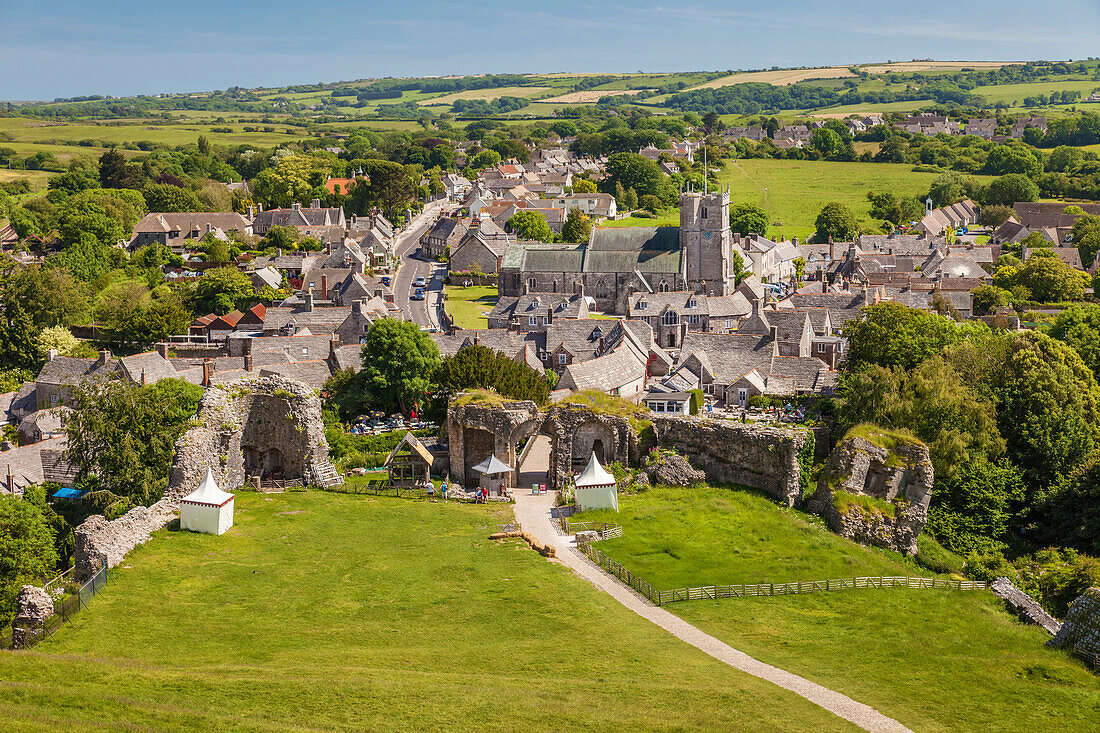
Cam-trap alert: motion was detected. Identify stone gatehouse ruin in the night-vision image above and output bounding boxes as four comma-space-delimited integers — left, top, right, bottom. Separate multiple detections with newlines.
168, 375, 333, 495
446, 397, 807, 497
447, 399, 635, 489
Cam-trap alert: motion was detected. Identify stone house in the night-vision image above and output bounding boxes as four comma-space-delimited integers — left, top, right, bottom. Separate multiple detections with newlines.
421, 216, 470, 258
130, 212, 252, 250
487, 292, 590, 332
251, 200, 345, 236
914, 200, 979, 237
627, 290, 752, 349
449, 228, 512, 275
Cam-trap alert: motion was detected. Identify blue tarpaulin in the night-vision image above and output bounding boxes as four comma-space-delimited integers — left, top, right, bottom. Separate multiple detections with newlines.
52, 487, 83, 499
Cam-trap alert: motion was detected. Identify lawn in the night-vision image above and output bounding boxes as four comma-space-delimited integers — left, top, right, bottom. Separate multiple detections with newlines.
0, 491, 856, 732
443, 284, 497, 330
577, 485, 1100, 732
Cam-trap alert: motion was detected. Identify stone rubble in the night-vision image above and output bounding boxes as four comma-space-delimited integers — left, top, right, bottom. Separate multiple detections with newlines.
645, 451, 706, 487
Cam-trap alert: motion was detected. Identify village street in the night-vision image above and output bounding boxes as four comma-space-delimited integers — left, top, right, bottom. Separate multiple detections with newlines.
392, 199, 449, 329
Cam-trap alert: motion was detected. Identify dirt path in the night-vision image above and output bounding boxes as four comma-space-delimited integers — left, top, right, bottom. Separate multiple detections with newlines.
511, 489, 913, 733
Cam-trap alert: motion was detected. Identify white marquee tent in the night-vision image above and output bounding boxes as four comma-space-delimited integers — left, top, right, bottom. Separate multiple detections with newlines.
574, 452, 618, 511
180, 468, 235, 535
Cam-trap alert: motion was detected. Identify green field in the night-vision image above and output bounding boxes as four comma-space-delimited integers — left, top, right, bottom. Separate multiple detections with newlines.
578, 485, 1100, 733
443, 284, 496, 329
601, 159, 978, 241
0, 491, 856, 731
972, 79, 1100, 105
721, 159, 993, 241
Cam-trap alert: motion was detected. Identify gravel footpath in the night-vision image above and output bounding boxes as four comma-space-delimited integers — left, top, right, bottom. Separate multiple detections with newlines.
511, 489, 913, 733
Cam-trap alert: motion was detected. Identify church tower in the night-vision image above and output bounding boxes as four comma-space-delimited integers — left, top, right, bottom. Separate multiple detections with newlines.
680, 187, 733, 295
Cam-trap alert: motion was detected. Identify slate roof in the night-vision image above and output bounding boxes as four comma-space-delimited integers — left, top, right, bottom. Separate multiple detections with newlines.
0, 436, 76, 492
133, 212, 251, 236
252, 205, 344, 230
1024, 247, 1084, 269
786, 292, 868, 328
504, 243, 586, 273
36, 356, 120, 387
490, 293, 588, 323
677, 332, 833, 394
258, 360, 335, 389
629, 291, 751, 320
118, 352, 180, 385
558, 347, 645, 393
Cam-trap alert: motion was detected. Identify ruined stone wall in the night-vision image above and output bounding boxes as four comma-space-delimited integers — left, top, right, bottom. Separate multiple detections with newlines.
807, 434, 933, 555
1049, 587, 1100, 660
74, 499, 178, 580
992, 577, 1062, 635
10, 585, 53, 649
167, 375, 329, 496
652, 417, 805, 506
446, 399, 634, 490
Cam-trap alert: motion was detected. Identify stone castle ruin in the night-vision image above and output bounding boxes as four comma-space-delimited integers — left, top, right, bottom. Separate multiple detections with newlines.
446, 398, 807, 497
447, 399, 635, 490
807, 429, 933, 555
71, 376, 332, 581
167, 375, 334, 496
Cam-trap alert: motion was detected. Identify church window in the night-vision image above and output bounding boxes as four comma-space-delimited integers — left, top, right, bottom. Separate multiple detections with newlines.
701, 206, 708, 219
595, 280, 608, 298
527, 278, 538, 291
658, 280, 670, 293
662, 311, 679, 325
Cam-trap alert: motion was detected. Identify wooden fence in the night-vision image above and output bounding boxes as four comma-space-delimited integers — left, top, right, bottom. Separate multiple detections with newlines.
574, 540, 990, 607
560, 519, 622, 540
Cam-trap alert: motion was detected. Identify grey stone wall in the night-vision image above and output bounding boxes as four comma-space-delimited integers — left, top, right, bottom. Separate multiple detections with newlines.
807, 435, 933, 555
446, 399, 634, 490
74, 499, 178, 580
10, 585, 53, 649
1049, 587, 1100, 659
167, 375, 330, 496
652, 417, 805, 506
991, 577, 1062, 635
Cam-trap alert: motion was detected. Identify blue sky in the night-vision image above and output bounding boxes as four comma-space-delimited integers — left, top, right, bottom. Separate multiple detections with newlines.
2, 0, 1098, 100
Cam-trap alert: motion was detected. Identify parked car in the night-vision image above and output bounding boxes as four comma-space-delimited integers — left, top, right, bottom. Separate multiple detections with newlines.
414, 275, 426, 287
411, 288, 425, 301
380, 276, 391, 286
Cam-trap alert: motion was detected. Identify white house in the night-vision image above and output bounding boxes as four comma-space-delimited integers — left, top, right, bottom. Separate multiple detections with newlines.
179, 468, 235, 535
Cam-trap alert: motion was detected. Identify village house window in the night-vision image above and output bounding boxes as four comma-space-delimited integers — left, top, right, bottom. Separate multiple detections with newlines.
689, 314, 701, 325
529, 316, 538, 326
662, 311, 679, 325
687, 298, 697, 308
726, 319, 733, 329
558, 354, 567, 365
817, 343, 826, 353
302, 348, 308, 356
636, 300, 647, 310
667, 401, 679, 412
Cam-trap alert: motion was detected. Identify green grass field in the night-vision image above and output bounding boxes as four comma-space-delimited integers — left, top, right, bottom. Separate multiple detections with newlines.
971, 79, 1100, 105
443, 284, 497, 329
0, 491, 857, 731
721, 159, 993, 241
577, 485, 1100, 732
600, 159, 978, 241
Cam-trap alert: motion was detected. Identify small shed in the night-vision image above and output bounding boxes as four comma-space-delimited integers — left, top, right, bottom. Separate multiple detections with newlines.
180, 468, 235, 535
575, 452, 618, 512
471, 454, 512, 496
385, 432, 434, 489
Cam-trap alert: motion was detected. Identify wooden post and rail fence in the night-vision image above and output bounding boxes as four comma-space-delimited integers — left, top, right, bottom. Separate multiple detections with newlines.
571, 537, 990, 607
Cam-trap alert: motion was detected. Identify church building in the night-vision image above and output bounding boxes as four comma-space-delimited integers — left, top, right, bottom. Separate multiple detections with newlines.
499, 190, 743, 313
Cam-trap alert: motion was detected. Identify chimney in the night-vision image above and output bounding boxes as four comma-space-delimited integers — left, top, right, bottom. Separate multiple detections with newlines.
243, 339, 253, 372
46, 348, 58, 362
523, 280, 530, 295
329, 335, 340, 360
201, 359, 213, 387
473, 332, 480, 346
321, 274, 328, 298
292, 202, 301, 212
277, 247, 283, 257
155, 342, 168, 359
791, 237, 798, 247
353, 299, 363, 314
828, 235, 833, 245
311, 198, 320, 209
97, 348, 111, 366
326, 240, 332, 254
257, 203, 263, 213
247, 205, 255, 219
304, 292, 314, 312
140, 368, 148, 386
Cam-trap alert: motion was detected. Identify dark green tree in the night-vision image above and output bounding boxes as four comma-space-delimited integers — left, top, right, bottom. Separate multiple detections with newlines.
728, 203, 768, 236
434, 345, 553, 404
359, 319, 441, 415
561, 208, 592, 244
507, 211, 554, 242
812, 201, 860, 243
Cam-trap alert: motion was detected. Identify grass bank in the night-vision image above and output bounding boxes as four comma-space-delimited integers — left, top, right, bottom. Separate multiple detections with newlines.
0, 491, 854, 731
577, 485, 1100, 732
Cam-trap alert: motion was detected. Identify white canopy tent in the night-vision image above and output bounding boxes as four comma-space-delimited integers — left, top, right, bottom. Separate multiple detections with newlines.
180, 468, 235, 535
574, 452, 618, 511
472, 454, 512, 496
